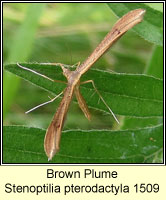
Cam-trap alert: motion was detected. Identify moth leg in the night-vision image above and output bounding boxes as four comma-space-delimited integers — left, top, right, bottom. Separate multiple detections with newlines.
25, 91, 64, 114
74, 61, 81, 69
81, 80, 119, 124
17, 63, 67, 84
75, 82, 91, 121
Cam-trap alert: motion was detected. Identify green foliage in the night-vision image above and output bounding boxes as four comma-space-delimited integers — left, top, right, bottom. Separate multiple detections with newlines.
5, 63, 163, 117
145, 46, 163, 79
3, 3, 163, 163
3, 125, 163, 163
3, 3, 46, 118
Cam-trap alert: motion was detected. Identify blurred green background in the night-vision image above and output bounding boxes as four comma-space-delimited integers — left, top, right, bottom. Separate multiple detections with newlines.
3, 3, 162, 131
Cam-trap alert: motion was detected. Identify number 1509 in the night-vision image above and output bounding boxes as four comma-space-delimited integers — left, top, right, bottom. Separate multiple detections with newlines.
134, 183, 159, 193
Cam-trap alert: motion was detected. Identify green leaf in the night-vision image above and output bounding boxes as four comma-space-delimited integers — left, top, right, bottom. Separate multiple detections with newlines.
3, 3, 46, 119
7, 3, 46, 62
107, 3, 163, 46
121, 117, 163, 130
3, 125, 163, 163
122, 46, 163, 129
4, 63, 163, 117
145, 45, 163, 79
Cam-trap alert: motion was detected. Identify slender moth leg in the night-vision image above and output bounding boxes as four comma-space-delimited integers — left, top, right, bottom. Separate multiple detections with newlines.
70, 61, 81, 69
80, 80, 119, 124
17, 63, 67, 84
17, 63, 66, 113
74, 82, 91, 121
25, 91, 64, 114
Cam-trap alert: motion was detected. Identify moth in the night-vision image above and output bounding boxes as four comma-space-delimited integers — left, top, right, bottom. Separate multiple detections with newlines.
18, 9, 146, 160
